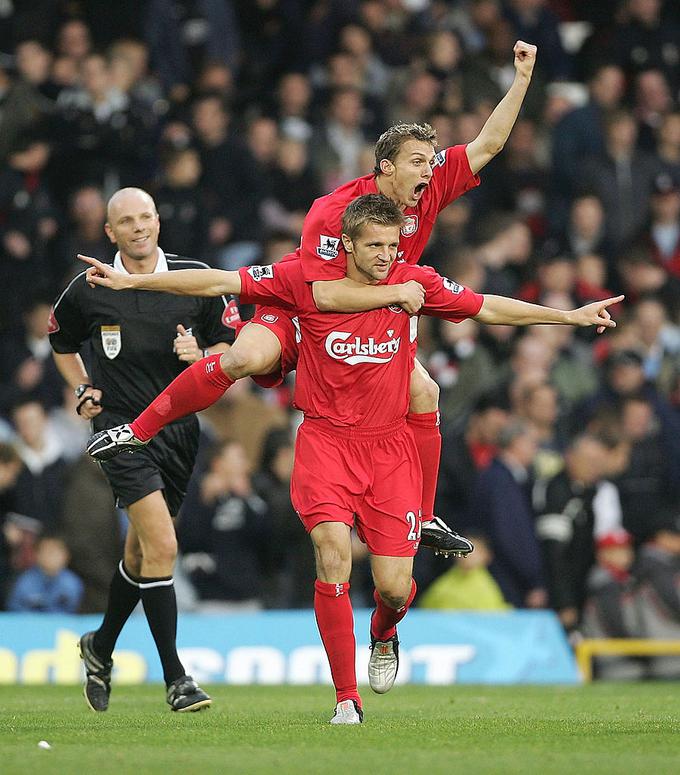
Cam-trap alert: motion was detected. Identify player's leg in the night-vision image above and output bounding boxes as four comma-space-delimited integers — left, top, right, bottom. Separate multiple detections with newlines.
79, 525, 143, 712
291, 420, 364, 723
368, 555, 417, 694
86, 320, 284, 461
357, 424, 421, 695
127, 491, 211, 711
310, 521, 363, 725
409, 359, 474, 557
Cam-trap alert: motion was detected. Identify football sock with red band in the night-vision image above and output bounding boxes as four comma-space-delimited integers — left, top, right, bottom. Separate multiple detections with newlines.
131, 354, 234, 441
314, 580, 360, 706
370, 578, 417, 642
407, 410, 441, 521
93, 561, 140, 661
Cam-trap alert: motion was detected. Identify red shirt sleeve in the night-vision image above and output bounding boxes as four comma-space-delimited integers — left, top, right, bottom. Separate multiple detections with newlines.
298, 195, 348, 283
429, 144, 480, 212
238, 263, 298, 309
415, 265, 484, 322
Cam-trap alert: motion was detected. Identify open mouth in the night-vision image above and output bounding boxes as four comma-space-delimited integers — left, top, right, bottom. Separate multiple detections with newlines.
413, 182, 428, 198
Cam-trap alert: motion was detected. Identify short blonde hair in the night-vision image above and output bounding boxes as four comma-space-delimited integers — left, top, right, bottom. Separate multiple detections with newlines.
341, 194, 405, 240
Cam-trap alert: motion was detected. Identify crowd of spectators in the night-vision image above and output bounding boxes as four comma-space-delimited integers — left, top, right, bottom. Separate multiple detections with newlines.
1, 0, 679, 672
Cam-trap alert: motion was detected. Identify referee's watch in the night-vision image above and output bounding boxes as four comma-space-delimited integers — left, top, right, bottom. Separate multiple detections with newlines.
75, 383, 94, 399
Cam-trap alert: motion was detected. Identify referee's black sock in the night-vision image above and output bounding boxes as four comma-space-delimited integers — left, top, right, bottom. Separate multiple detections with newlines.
93, 561, 141, 661
139, 576, 185, 686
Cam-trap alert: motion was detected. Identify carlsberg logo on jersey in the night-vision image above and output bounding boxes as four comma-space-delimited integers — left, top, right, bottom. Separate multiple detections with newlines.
325, 330, 401, 365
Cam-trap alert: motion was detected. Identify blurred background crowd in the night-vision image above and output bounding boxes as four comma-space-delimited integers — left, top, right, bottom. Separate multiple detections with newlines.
0, 0, 679, 677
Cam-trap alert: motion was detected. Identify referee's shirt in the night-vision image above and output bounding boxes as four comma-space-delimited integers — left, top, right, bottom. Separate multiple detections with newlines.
49, 249, 239, 514
49, 249, 239, 420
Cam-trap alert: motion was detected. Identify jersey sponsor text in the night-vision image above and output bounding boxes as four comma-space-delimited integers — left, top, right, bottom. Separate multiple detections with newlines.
325, 330, 401, 365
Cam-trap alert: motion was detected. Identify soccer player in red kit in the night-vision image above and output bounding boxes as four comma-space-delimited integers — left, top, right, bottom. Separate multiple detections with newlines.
80, 194, 622, 724
85, 41, 541, 558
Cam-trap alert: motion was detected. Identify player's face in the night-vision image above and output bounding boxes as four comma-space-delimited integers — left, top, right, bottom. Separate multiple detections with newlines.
344, 222, 401, 283
386, 139, 436, 208
105, 195, 160, 261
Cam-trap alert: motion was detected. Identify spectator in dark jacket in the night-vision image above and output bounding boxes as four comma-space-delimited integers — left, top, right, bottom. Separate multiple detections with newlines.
635, 515, 680, 678
254, 428, 315, 608
578, 110, 660, 250
550, 64, 625, 225
535, 434, 624, 630
144, 0, 241, 100
11, 398, 68, 531
154, 147, 211, 260
470, 418, 547, 608
0, 298, 65, 415
178, 440, 271, 606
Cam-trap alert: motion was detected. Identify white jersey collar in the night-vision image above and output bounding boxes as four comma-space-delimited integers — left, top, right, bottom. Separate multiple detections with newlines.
113, 247, 168, 274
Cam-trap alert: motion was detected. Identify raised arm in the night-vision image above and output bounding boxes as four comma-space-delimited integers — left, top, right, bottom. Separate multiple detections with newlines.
465, 41, 537, 175
312, 277, 425, 314
79, 254, 241, 296
474, 295, 624, 333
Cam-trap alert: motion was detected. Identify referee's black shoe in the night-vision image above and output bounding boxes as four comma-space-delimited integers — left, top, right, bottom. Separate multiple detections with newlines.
420, 516, 474, 557
87, 424, 149, 461
79, 631, 113, 712
166, 675, 212, 712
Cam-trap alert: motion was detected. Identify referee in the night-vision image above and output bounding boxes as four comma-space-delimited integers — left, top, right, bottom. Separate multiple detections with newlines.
49, 187, 237, 712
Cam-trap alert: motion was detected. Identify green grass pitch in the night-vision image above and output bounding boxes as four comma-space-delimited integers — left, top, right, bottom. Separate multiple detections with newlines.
0, 684, 678, 775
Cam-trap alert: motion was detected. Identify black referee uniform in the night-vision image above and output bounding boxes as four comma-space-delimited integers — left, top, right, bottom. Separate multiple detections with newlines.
49, 250, 239, 515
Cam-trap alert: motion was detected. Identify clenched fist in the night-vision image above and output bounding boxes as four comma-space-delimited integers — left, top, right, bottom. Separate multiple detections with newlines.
513, 40, 537, 80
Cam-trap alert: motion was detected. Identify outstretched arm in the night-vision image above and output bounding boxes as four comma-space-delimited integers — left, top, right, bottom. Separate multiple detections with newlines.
465, 41, 537, 175
79, 254, 241, 296
475, 295, 624, 333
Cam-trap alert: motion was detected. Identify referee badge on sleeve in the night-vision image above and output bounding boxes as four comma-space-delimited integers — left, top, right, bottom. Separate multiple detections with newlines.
101, 325, 121, 359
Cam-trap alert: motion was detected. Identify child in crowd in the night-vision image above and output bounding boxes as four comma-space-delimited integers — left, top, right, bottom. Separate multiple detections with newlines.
7, 534, 83, 613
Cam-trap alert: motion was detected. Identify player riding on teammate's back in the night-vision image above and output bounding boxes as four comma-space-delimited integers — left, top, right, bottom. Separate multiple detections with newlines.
85, 39, 542, 560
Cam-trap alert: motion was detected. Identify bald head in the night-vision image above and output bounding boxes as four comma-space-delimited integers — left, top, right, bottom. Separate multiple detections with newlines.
104, 187, 160, 264
107, 187, 157, 223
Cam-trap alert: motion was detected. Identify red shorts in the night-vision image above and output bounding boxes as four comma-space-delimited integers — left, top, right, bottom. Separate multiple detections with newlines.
291, 417, 423, 557
235, 305, 300, 388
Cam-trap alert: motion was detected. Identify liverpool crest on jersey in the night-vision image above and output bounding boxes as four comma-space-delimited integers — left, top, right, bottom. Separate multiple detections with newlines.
401, 215, 418, 237
101, 325, 121, 359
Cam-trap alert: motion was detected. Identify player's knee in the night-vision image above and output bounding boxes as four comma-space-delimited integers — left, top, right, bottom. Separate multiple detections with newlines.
410, 370, 439, 412
314, 539, 351, 581
221, 345, 264, 379
375, 579, 411, 610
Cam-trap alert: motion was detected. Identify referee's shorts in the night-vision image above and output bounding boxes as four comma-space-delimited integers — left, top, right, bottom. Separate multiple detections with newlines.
93, 411, 199, 517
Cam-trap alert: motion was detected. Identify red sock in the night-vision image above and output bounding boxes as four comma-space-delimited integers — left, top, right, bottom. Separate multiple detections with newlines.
407, 411, 441, 521
371, 579, 417, 642
314, 580, 360, 706
131, 354, 234, 441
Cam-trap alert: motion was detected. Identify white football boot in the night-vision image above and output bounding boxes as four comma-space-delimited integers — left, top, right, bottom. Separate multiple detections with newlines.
368, 633, 399, 694
329, 699, 363, 724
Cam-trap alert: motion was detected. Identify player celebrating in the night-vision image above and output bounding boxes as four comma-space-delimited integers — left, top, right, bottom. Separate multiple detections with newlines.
85, 41, 541, 559
79, 194, 622, 723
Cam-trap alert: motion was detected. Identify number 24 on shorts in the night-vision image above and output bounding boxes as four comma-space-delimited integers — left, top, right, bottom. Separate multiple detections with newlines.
406, 511, 421, 541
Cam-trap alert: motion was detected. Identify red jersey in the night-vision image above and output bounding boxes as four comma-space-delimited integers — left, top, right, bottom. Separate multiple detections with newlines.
295, 144, 479, 282
239, 261, 483, 428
